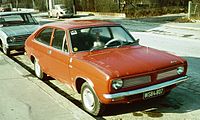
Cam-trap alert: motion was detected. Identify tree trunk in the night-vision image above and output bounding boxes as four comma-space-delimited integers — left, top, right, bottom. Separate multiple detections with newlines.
32, 0, 36, 8
16, 0, 18, 11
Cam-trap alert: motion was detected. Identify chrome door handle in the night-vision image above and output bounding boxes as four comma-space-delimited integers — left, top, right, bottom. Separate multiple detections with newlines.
47, 50, 52, 55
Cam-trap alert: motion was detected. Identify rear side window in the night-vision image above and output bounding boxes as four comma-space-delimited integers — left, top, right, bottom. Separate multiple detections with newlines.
52, 29, 66, 50
35, 28, 53, 45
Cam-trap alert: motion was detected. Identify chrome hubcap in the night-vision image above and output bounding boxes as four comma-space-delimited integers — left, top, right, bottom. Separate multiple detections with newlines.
2, 44, 7, 54
83, 88, 95, 111
35, 60, 41, 77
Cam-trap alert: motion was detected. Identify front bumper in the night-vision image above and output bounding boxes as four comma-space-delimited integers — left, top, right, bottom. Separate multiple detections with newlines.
8, 43, 24, 50
103, 75, 189, 99
60, 13, 73, 17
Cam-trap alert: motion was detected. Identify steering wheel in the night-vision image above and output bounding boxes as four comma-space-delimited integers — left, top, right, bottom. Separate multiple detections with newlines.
104, 39, 123, 48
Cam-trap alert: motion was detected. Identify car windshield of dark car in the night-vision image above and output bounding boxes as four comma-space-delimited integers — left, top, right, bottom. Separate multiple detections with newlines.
70, 26, 136, 52
0, 13, 38, 27
60, 5, 65, 9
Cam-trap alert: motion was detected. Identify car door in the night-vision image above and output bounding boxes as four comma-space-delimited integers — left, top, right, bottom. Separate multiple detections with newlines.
47, 28, 71, 83
33, 27, 54, 75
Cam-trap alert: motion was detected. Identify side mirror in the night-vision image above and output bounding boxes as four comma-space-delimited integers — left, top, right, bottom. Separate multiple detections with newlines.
135, 39, 140, 43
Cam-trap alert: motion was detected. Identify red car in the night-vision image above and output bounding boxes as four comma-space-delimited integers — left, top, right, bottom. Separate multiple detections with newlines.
25, 20, 188, 116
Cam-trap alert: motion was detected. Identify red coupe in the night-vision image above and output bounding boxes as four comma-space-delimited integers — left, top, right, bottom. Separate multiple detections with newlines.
25, 20, 188, 116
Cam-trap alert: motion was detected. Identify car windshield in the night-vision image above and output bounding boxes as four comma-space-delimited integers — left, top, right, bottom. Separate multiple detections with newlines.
0, 13, 38, 27
70, 26, 136, 52
60, 5, 65, 9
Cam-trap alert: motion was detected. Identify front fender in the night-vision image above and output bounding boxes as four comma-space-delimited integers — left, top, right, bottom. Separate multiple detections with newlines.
0, 30, 8, 45
69, 58, 111, 103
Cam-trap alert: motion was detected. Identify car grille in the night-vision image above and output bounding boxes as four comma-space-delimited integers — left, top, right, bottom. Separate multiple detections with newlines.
123, 76, 151, 88
65, 9, 73, 14
157, 69, 177, 80
14, 34, 30, 42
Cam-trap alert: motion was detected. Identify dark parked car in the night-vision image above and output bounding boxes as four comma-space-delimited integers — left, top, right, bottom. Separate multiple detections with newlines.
25, 20, 188, 116
0, 12, 39, 55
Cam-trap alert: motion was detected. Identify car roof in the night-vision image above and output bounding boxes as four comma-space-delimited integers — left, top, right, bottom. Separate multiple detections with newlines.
0, 11, 31, 16
43, 20, 120, 30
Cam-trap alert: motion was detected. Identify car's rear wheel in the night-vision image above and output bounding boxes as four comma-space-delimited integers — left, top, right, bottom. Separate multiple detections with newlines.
81, 82, 105, 116
34, 59, 46, 80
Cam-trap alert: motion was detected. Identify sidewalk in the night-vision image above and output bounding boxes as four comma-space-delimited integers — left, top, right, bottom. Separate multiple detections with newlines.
0, 52, 94, 120
164, 22, 200, 31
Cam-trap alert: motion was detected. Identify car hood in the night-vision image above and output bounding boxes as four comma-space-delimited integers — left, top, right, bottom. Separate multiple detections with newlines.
77, 46, 184, 78
1, 25, 39, 36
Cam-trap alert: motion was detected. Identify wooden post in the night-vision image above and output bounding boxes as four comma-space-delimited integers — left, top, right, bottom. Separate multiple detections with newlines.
119, 0, 121, 13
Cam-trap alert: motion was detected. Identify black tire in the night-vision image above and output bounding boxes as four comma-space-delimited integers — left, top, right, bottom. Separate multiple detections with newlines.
56, 13, 60, 19
34, 59, 46, 80
81, 82, 105, 116
48, 12, 52, 18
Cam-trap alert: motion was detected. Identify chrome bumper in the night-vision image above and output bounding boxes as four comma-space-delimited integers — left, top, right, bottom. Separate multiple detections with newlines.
103, 76, 189, 99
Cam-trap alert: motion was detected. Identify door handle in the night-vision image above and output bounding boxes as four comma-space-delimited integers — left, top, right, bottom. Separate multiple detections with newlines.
47, 50, 52, 55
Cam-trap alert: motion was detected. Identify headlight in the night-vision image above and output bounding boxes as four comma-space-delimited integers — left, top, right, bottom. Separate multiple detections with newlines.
177, 67, 184, 75
7, 37, 16, 43
112, 79, 123, 90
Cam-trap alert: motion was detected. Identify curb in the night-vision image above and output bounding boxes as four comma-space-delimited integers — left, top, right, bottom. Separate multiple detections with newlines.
1, 53, 95, 120
77, 11, 126, 18
164, 24, 200, 31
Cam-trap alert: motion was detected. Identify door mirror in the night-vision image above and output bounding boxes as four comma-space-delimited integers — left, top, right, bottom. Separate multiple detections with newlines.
135, 39, 140, 43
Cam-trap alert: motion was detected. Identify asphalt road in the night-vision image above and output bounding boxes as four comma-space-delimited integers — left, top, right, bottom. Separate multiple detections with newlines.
6, 14, 200, 120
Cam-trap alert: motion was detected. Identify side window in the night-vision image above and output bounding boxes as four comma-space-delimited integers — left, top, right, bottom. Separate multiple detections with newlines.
26, 14, 35, 23
35, 28, 53, 45
52, 29, 66, 51
63, 39, 68, 52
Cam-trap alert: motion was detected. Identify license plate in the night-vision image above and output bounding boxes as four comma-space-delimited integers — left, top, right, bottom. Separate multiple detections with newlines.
143, 88, 164, 99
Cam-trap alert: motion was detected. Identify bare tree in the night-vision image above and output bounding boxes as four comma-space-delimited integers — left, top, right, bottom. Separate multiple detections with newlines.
32, 0, 36, 8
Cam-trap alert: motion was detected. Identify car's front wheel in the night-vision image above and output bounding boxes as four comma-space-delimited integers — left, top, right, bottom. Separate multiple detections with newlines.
81, 82, 105, 116
56, 13, 60, 19
48, 12, 52, 18
34, 59, 46, 80
2, 44, 10, 56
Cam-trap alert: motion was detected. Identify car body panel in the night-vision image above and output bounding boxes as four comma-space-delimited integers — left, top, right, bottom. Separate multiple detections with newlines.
1, 25, 39, 36
46, 46, 71, 83
75, 46, 184, 78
